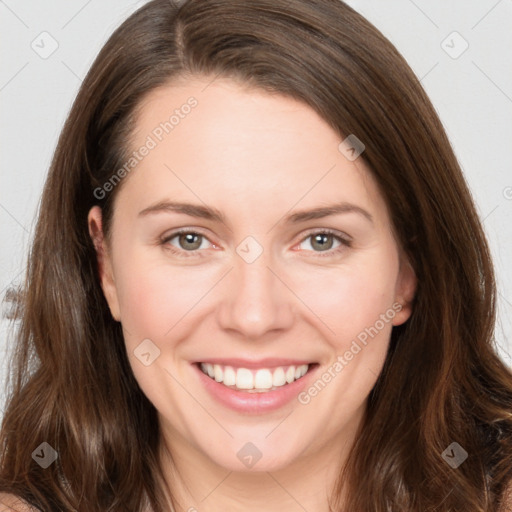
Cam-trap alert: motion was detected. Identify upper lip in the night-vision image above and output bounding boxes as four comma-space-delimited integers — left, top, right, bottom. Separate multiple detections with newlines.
195, 358, 316, 369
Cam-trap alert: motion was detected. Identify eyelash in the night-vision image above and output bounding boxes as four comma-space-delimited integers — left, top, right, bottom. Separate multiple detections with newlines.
160, 228, 352, 259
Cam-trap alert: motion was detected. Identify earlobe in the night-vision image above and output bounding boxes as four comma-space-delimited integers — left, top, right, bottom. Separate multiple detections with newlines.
87, 206, 121, 322
392, 257, 417, 326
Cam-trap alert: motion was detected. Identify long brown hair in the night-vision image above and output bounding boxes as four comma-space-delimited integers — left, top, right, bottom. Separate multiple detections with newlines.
1, 0, 511, 510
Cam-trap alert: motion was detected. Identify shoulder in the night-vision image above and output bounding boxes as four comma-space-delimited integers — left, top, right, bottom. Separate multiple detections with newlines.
0, 493, 33, 511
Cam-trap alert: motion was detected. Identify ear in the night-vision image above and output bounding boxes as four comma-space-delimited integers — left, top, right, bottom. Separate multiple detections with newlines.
391, 254, 417, 326
88, 206, 121, 321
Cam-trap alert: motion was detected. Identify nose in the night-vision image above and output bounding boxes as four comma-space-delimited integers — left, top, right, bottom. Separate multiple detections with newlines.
216, 246, 295, 340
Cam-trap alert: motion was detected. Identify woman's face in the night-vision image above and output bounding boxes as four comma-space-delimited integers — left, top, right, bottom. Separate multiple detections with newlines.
89, 77, 416, 473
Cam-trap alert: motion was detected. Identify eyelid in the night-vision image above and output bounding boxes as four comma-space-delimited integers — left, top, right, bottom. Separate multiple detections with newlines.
297, 227, 352, 245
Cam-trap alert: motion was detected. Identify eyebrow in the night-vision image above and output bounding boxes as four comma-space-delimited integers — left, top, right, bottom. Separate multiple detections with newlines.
138, 200, 373, 224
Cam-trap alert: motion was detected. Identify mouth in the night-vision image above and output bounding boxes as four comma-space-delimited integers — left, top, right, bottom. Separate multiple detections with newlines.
197, 362, 317, 393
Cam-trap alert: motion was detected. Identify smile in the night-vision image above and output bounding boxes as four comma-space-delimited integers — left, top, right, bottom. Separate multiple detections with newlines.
199, 362, 311, 393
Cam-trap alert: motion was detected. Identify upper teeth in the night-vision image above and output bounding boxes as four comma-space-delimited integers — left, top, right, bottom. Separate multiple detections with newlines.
200, 363, 309, 392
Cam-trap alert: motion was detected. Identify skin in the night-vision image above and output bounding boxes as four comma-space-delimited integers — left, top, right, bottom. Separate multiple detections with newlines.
88, 76, 416, 512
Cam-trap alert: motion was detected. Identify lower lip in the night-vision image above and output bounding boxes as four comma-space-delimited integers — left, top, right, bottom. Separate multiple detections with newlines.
193, 363, 318, 414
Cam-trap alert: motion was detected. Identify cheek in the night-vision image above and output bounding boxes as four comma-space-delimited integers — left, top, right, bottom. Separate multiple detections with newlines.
112, 251, 216, 347
292, 256, 399, 346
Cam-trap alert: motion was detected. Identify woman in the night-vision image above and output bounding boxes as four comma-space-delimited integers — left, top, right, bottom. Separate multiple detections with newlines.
1, 0, 511, 510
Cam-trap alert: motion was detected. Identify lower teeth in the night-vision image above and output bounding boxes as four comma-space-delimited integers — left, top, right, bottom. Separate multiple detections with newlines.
236, 385, 284, 393
213, 378, 295, 392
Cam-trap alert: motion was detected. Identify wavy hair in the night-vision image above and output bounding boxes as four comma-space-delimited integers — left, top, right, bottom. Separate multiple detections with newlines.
1, 0, 511, 510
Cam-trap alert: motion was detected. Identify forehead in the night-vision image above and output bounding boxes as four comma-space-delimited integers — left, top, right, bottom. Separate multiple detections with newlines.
133, 76, 341, 153
115, 77, 388, 228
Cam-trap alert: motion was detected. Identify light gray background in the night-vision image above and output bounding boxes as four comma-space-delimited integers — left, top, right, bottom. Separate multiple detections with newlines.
1, 0, 511, 417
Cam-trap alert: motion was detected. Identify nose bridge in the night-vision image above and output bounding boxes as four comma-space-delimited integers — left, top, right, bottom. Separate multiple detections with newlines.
216, 236, 294, 338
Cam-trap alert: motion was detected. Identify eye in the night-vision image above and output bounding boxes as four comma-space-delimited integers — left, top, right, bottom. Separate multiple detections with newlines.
297, 229, 351, 256
160, 228, 351, 259
161, 229, 214, 257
